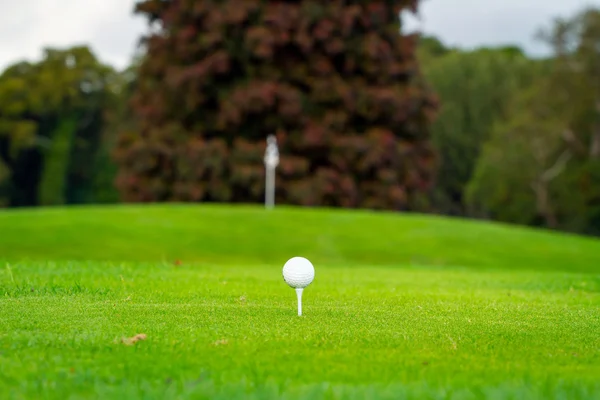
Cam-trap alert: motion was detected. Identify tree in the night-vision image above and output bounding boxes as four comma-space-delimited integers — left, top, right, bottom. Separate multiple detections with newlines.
466, 77, 569, 228
114, 0, 438, 210
542, 7, 600, 234
0, 46, 118, 206
467, 7, 600, 234
0, 61, 39, 206
91, 59, 142, 204
418, 40, 536, 215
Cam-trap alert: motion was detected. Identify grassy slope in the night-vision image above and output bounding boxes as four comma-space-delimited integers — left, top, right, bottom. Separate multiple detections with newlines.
0, 204, 599, 399
1, 204, 600, 271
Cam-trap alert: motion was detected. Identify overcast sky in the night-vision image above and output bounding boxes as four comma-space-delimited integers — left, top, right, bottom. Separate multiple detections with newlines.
1, 0, 599, 71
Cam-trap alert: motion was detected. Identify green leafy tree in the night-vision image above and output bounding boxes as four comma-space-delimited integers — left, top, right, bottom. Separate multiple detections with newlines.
419, 40, 536, 215
0, 62, 39, 205
467, 7, 600, 234
92, 60, 141, 204
466, 78, 569, 227
0, 46, 118, 206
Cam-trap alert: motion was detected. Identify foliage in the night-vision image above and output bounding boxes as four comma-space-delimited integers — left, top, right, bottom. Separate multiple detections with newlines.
0, 46, 117, 206
0, 158, 9, 206
114, 0, 438, 210
90, 62, 141, 204
38, 117, 77, 205
467, 7, 600, 234
0, 1, 598, 238
419, 42, 538, 215
466, 78, 568, 227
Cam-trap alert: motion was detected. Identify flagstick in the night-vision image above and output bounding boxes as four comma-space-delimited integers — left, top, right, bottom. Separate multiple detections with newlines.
265, 164, 275, 209
264, 134, 279, 210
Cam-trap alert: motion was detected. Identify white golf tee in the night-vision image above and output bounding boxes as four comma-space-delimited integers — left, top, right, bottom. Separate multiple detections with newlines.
296, 288, 303, 316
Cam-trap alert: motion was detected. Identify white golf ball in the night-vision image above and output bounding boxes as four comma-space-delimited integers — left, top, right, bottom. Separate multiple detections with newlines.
282, 256, 315, 289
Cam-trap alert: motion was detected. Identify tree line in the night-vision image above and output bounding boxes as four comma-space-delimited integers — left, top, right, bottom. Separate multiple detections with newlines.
0, 2, 598, 236
422, 7, 600, 235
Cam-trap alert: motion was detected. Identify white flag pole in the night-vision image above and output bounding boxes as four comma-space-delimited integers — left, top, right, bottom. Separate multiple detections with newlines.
264, 135, 279, 209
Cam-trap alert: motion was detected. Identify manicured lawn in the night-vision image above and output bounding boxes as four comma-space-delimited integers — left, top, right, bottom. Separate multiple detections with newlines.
1, 205, 599, 399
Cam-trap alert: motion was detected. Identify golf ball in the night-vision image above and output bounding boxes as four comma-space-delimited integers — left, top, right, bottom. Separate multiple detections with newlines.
282, 256, 315, 288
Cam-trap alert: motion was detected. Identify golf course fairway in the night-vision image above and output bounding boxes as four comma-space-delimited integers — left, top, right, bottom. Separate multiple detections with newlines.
1, 204, 599, 399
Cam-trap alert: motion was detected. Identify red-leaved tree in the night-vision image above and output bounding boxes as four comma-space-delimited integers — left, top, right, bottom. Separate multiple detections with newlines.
114, 0, 438, 210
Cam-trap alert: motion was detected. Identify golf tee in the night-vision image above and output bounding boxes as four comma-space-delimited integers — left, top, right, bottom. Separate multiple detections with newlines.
296, 288, 303, 316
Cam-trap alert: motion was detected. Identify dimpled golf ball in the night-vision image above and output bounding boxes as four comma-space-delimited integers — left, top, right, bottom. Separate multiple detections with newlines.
282, 256, 315, 289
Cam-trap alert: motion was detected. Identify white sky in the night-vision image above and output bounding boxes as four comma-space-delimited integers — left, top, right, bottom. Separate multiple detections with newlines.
0, 0, 599, 71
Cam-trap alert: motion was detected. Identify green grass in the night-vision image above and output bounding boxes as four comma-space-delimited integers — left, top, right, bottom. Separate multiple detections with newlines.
1, 204, 599, 399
